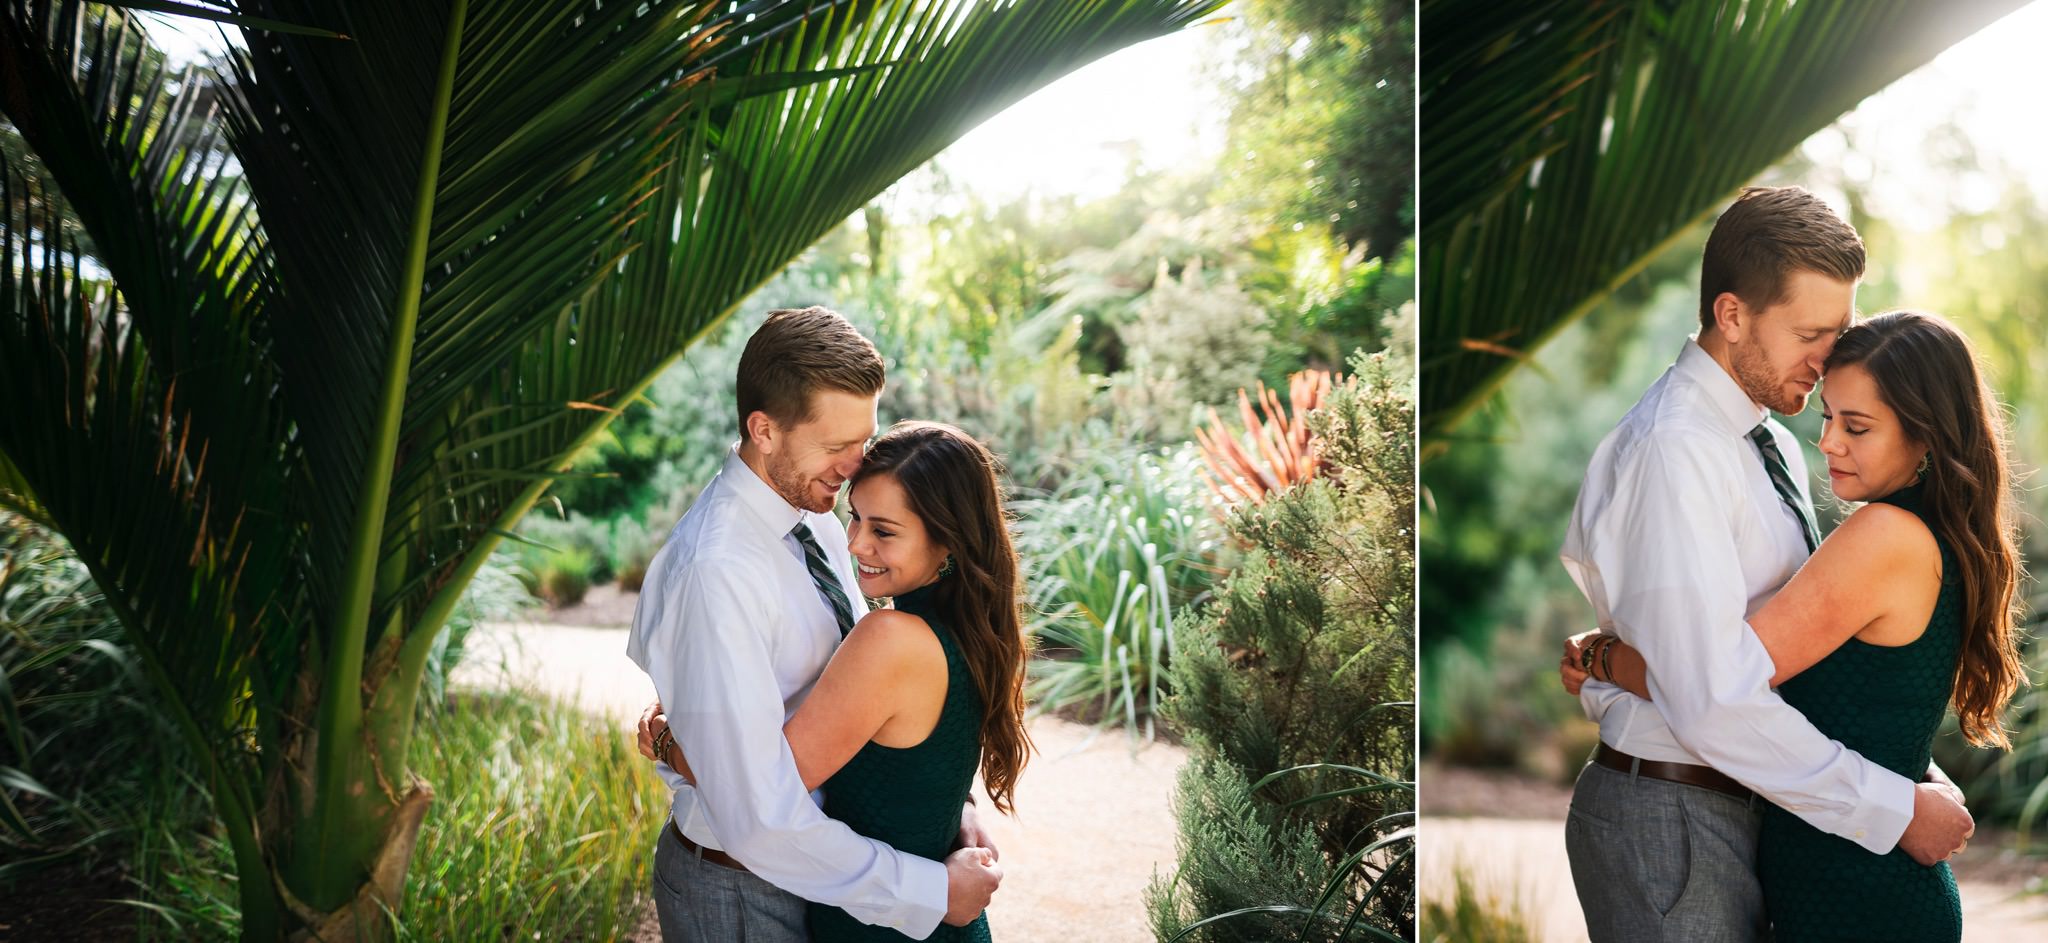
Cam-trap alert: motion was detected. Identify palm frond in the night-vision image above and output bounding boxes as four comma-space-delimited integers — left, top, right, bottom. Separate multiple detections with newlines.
2, 2, 290, 532
0, 0, 300, 726
0, 154, 272, 878
1418, 0, 2028, 448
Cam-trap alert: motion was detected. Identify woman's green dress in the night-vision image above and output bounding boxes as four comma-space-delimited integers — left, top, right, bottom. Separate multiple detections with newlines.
808, 583, 992, 942
1757, 484, 1963, 942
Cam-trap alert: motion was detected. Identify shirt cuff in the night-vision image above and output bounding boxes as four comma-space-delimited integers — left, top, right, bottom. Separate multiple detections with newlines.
1848, 769, 1917, 856
891, 855, 950, 940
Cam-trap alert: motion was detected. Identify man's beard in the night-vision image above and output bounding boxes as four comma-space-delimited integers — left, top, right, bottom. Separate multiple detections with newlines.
1732, 342, 1808, 416
767, 452, 838, 513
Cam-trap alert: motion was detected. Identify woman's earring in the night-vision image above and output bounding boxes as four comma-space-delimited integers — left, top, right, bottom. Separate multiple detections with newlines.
1917, 452, 1932, 482
938, 556, 955, 578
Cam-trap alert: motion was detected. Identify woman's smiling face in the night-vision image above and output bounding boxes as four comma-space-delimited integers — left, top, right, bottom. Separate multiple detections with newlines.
845, 472, 947, 598
1817, 362, 1926, 503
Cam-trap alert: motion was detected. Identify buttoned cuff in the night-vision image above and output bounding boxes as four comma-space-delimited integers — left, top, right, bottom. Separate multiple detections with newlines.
1848, 770, 1916, 856
887, 856, 949, 940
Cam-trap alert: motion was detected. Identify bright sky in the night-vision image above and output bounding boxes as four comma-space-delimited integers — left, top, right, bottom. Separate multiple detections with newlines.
1796, 2, 2048, 231
908, 24, 1228, 204
140, 12, 1228, 209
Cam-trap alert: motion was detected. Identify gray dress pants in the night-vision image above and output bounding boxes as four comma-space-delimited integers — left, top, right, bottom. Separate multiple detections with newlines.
1564, 759, 1770, 942
653, 821, 808, 942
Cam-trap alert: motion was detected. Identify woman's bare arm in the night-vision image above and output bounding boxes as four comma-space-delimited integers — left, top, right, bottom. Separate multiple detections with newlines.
1559, 502, 1937, 699
662, 609, 944, 791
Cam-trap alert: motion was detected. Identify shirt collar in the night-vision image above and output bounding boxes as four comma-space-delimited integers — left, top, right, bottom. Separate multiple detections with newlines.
720, 442, 810, 537
1675, 336, 1770, 437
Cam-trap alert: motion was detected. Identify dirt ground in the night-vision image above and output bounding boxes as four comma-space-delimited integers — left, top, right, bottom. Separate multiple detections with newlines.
1419, 762, 2048, 942
456, 616, 1189, 943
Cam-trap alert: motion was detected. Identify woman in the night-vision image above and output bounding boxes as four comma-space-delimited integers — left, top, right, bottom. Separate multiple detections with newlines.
650, 420, 1032, 941
1560, 311, 2024, 943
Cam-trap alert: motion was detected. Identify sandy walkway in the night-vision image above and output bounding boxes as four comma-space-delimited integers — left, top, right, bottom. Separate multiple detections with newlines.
456, 618, 1188, 942
1419, 764, 2048, 941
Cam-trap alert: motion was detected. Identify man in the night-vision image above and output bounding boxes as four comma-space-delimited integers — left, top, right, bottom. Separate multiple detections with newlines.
1557, 187, 1974, 941
625, 306, 1000, 941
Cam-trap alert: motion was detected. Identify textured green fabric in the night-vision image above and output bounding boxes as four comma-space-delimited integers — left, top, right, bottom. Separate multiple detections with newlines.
1758, 484, 1963, 942
809, 582, 992, 942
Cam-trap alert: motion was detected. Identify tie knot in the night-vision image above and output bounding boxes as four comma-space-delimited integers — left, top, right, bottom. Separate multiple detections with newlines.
1748, 423, 1773, 446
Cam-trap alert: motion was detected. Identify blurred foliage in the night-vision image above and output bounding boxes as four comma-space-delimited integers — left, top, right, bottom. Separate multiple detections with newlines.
1220, 0, 1413, 262
1110, 257, 1276, 443
1419, 866, 1537, 943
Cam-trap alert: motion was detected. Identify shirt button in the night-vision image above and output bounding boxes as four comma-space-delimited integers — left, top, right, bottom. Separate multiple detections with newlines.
1855, 829, 1867, 839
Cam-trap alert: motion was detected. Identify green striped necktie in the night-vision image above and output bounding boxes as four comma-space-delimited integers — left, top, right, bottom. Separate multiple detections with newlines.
1748, 423, 1820, 554
790, 521, 855, 637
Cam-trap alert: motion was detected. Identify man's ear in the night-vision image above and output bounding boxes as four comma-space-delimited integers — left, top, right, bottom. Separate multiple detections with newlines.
743, 410, 779, 454
1711, 291, 1749, 345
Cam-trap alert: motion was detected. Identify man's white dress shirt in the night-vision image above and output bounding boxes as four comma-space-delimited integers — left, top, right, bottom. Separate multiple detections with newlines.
1562, 338, 1917, 856
626, 445, 948, 937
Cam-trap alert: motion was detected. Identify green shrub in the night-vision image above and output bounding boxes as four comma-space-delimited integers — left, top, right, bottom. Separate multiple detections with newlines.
612, 517, 663, 594
1147, 756, 1351, 942
518, 511, 619, 589
1147, 350, 1415, 943
1419, 866, 1537, 943
535, 547, 597, 609
1012, 444, 1226, 734
1109, 256, 1274, 444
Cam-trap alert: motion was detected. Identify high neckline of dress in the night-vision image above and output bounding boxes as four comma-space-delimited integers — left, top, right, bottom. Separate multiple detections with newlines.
891, 579, 944, 615
1874, 480, 1926, 513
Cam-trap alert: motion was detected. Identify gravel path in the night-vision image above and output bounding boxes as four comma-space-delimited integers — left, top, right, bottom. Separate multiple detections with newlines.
456, 617, 1188, 943
1419, 762, 2048, 941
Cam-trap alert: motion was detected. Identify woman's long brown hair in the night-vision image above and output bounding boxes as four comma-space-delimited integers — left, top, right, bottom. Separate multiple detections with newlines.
852, 421, 1034, 812
1825, 310, 2025, 747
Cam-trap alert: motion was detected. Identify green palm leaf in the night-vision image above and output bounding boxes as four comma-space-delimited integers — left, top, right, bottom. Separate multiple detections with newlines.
1418, 0, 2029, 450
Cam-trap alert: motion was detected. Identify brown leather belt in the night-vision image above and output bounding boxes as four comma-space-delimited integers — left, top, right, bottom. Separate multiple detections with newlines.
1594, 742, 1754, 802
670, 819, 750, 873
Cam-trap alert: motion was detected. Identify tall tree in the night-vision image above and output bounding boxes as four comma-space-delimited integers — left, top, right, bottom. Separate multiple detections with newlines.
0, 0, 1223, 937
